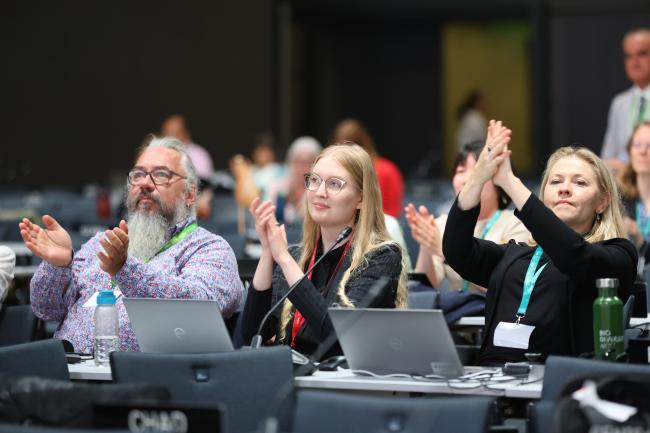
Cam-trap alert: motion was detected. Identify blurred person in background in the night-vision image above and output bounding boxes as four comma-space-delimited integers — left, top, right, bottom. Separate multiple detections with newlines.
231, 131, 286, 207
405, 140, 530, 292
456, 90, 488, 151
266, 136, 322, 224
617, 121, 650, 268
602, 28, 650, 172
332, 119, 404, 218
162, 114, 215, 219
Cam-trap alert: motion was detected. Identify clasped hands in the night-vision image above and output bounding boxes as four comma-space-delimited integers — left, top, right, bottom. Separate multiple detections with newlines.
19, 215, 129, 277
472, 119, 514, 188
249, 197, 291, 264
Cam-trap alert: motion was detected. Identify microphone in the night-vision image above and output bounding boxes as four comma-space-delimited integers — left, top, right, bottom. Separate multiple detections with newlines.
250, 226, 353, 349
295, 275, 390, 373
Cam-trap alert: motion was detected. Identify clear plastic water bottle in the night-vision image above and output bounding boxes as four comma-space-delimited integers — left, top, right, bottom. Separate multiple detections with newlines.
94, 290, 119, 366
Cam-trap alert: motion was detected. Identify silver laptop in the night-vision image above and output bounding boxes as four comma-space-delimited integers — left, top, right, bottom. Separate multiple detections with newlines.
328, 308, 464, 377
123, 298, 234, 353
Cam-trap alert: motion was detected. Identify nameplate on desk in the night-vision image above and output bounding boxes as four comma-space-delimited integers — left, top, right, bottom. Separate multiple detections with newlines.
93, 403, 224, 433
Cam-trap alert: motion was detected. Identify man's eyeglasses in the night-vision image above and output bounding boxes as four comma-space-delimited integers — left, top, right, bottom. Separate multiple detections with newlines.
128, 168, 186, 186
304, 173, 357, 195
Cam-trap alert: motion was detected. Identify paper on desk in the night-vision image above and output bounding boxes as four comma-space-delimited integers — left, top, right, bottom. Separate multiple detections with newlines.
572, 381, 636, 423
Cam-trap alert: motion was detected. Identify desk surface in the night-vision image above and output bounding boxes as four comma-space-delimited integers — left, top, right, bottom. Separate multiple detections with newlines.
295, 369, 541, 399
69, 360, 111, 381
68, 360, 541, 399
454, 316, 650, 327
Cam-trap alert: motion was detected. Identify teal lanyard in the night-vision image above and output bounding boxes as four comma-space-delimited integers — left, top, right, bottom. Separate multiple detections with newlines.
636, 200, 650, 240
109, 221, 198, 288
515, 246, 548, 323
461, 210, 502, 292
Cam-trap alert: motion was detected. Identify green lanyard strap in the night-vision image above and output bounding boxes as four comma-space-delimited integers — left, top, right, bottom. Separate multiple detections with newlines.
461, 210, 502, 292
108, 221, 198, 288
630, 94, 648, 130
516, 246, 548, 323
155, 221, 199, 257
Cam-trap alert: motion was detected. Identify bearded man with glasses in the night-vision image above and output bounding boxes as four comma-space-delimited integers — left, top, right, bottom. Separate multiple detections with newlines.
19, 136, 243, 354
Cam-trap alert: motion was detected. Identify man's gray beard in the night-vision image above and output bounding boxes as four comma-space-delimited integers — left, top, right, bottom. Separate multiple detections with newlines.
127, 211, 170, 262
126, 192, 191, 262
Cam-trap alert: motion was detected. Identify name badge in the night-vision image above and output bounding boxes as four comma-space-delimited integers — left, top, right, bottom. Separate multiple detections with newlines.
493, 321, 535, 349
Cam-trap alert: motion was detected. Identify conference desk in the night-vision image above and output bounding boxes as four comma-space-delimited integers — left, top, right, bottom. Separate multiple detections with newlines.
294, 369, 542, 399
68, 360, 542, 399
454, 316, 650, 327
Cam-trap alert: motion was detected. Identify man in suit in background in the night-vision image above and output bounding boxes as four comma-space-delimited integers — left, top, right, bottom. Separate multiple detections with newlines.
602, 28, 650, 172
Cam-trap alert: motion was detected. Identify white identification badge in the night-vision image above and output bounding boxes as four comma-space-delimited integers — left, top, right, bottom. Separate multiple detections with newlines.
493, 321, 535, 349
82, 289, 122, 308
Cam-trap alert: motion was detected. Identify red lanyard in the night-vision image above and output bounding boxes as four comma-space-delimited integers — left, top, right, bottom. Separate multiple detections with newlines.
291, 235, 352, 347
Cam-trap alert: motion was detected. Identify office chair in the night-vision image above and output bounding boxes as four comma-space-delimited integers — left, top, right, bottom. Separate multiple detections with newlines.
0, 339, 69, 381
292, 391, 494, 433
528, 356, 650, 433
623, 295, 635, 329
111, 345, 294, 433
0, 425, 131, 433
0, 305, 37, 347
407, 290, 437, 309
217, 232, 246, 259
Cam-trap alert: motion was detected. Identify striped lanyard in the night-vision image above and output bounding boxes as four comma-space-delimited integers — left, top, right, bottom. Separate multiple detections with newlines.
461, 210, 502, 292
515, 246, 548, 324
630, 94, 648, 129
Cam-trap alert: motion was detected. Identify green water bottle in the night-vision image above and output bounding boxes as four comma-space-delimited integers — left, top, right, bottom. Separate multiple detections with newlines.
593, 278, 625, 359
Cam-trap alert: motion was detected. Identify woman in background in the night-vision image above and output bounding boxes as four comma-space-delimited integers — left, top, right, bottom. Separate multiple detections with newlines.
332, 119, 404, 218
266, 136, 322, 224
405, 141, 529, 292
617, 121, 650, 268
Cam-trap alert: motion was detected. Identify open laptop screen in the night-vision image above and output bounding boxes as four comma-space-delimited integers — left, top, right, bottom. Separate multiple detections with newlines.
328, 308, 464, 377
123, 298, 233, 353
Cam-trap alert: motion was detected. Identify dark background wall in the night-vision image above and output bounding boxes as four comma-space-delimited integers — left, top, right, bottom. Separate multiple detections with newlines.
1, 0, 649, 187
549, 11, 650, 156
290, 0, 650, 176
2, 1, 273, 188
297, 19, 441, 176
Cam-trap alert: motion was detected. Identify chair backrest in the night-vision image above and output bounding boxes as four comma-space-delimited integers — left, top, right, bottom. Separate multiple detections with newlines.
0, 425, 131, 433
219, 232, 246, 259
292, 391, 494, 433
110, 346, 294, 433
623, 294, 635, 329
0, 339, 69, 380
407, 290, 437, 309
542, 355, 650, 400
0, 305, 37, 347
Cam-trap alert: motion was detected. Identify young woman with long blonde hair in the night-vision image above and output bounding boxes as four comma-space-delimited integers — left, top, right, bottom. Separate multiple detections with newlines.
238, 143, 408, 358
